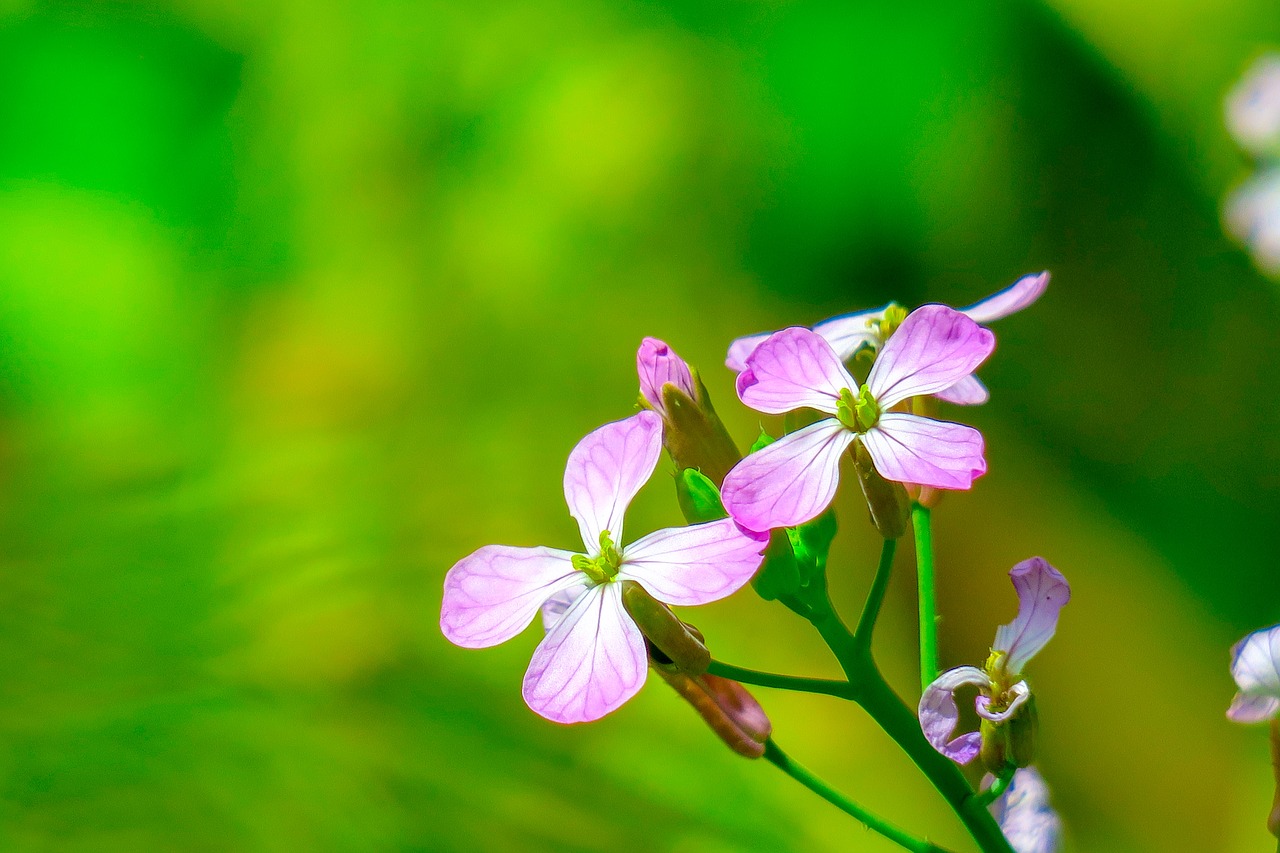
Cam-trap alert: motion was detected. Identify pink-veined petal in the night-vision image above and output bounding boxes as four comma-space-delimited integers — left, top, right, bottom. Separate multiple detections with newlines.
736, 328, 856, 415
975, 680, 1031, 723
637, 337, 696, 416
933, 374, 990, 406
564, 411, 663, 554
522, 583, 648, 723
721, 419, 855, 531
541, 584, 585, 633
866, 305, 995, 409
860, 413, 986, 490
619, 518, 768, 606
993, 557, 1071, 674
1230, 624, 1280, 697
1227, 692, 1280, 723
441, 545, 584, 648
960, 272, 1050, 325
726, 331, 775, 373
812, 305, 889, 360
919, 665, 990, 765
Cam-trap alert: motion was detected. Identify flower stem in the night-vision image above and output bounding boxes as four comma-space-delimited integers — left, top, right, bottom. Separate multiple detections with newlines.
913, 503, 939, 694
705, 661, 852, 698
763, 739, 955, 853
976, 766, 1015, 807
854, 537, 898, 654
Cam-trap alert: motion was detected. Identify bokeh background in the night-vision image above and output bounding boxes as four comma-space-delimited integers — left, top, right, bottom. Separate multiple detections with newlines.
0, 0, 1277, 850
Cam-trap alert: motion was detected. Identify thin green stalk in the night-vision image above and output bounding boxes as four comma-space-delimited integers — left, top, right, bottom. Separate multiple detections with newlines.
706, 661, 852, 699
977, 767, 1015, 807
853, 537, 898, 653
913, 503, 938, 694
763, 739, 954, 853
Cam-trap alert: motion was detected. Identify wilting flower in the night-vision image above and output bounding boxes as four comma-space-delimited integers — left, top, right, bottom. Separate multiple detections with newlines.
1225, 169, 1280, 277
441, 411, 767, 723
989, 768, 1063, 853
920, 558, 1070, 766
725, 272, 1048, 405
1227, 623, 1280, 723
1227, 55, 1280, 157
720, 305, 993, 531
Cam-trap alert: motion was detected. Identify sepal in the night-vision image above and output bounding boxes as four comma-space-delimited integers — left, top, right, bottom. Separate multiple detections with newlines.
851, 441, 910, 539
675, 468, 729, 524
622, 581, 710, 675
659, 370, 741, 487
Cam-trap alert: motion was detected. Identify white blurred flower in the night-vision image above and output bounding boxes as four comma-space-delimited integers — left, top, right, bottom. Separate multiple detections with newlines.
1224, 169, 1280, 277
989, 768, 1063, 853
1227, 55, 1280, 157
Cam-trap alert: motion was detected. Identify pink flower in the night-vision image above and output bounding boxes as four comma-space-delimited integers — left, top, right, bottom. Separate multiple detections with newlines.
720, 305, 993, 531
1226, 623, 1280, 723
725, 272, 1048, 406
440, 411, 767, 724
919, 558, 1070, 765
637, 337, 697, 418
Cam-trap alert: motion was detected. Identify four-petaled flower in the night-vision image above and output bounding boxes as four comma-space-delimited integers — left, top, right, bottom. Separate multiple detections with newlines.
440, 411, 767, 723
989, 767, 1063, 853
720, 304, 994, 532
1227, 623, 1280, 723
919, 558, 1070, 764
725, 272, 1048, 405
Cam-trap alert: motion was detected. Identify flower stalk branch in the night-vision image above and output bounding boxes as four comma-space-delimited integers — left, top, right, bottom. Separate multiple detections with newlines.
913, 503, 939, 694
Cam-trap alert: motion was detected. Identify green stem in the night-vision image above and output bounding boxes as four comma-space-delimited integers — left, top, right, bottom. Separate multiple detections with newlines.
853, 537, 898, 653
763, 739, 955, 853
806, 595, 1014, 853
976, 767, 1015, 807
913, 503, 938, 694
706, 661, 852, 699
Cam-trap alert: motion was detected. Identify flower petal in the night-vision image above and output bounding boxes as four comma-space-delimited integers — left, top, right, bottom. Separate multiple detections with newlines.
541, 585, 583, 633
522, 583, 648, 723
637, 337, 696, 416
619, 518, 769, 606
441, 545, 585, 648
975, 680, 1031, 723
933, 374, 990, 406
992, 557, 1071, 674
1227, 692, 1280, 723
721, 419, 855, 531
736, 328, 855, 415
866, 305, 995, 409
726, 331, 775, 373
1230, 623, 1280, 697
812, 305, 889, 359
959, 272, 1050, 325
919, 665, 990, 765
564, 411, 663, 553
990, 768, 1063, 853
859, 413, 986, 490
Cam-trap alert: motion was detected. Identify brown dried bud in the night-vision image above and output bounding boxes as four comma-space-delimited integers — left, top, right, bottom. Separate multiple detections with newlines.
653, 667, 772, 759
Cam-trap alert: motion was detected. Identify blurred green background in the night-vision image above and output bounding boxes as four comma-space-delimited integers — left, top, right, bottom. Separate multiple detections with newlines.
0, 0, 1276, 850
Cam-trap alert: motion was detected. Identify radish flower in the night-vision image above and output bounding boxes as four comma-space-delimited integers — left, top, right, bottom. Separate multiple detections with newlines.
989, 767, 1063, 853
920, 558, 1070, 765
720, 305, 993, 531
441, 411, 767, 724
1227, 623, 1280, 723
725, 272, 1047, 406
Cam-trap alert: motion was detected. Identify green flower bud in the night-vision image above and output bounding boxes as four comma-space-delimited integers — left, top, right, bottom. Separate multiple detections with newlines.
622, 581, 710, 675
850, 441, 910, 539
675, 468, 728, 524
657, 371, 741, 487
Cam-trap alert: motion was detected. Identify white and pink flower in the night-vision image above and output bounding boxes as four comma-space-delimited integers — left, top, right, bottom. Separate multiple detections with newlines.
1227, 623, 1280, 723
440, 411, 767, 723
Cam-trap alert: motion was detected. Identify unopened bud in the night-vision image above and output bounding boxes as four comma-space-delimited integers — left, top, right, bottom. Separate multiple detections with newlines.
675, 468, 728, 524
659, 374, 741, 487
653, 667, 772, 758
622, 581, 710, 675
851, 441, 910, 539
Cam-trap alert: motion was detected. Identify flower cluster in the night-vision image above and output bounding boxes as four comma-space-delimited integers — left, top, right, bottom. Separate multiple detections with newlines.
1225, 55, 1280, 276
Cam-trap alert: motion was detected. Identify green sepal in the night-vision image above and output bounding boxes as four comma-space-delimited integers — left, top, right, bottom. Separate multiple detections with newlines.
622, 581, 710, 675
1008, 694, 1038, 768
787, 506, 838, 585
749, 429, 776, 454
851, 441, 910, 539
751, 530, 802, 601
675, 468, 728, 524
660, 370, 741, 487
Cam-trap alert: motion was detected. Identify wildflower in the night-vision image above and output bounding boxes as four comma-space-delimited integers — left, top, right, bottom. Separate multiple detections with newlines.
919, 558, 1070, 766
1227, 623, 1280, 723
637, 337, 741, 486
1225, 169, 1280, 277
725, 272, 1048, 406
1227, 55, 1280, 157
440, 411, 767, 723
988, 767, 1063, 853
720, 305, 992, 532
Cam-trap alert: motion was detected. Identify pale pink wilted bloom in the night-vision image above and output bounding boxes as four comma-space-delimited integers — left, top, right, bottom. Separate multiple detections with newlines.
725, 272, 1048, 406
637, 337, 696, 418
920, 558, 1070, 764
988, 768, 1063, 853
719, 305, 993, 531
440, 411, 767, 724
1227, 623, 1280, 723
1227, 55, 1280, 157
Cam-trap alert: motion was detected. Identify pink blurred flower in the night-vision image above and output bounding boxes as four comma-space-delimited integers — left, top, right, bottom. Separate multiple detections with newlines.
1227, 623, 1280, 723
440, 411, 767, 723
720, 305, 993, 531
725, 272, 1047, 406
919, 558, 1070, 764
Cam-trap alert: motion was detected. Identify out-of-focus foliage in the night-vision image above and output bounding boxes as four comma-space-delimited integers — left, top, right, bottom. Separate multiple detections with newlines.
0, 1, 1277, 850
